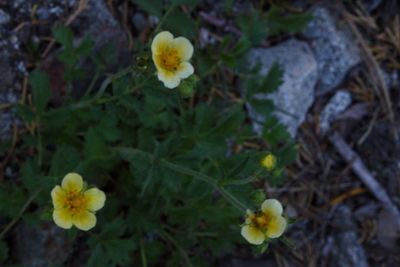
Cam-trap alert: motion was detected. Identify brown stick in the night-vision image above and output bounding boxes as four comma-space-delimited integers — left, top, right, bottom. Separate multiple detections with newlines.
329, 132, 400, 229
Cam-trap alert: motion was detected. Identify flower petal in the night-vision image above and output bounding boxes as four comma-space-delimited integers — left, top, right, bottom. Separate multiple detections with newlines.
62, 173, 83, 192
84, 188, 106, 212
73, 211, 97, 231
157, 70, 181, 89
261, 199, 283, 216
176, 62, 194, 79
266, 215, 287, 238
241, 225, 265, 245
51, 185, 66, 209
53, 208, 73, 229
151, 31, 174, 55
173, 37, 193, 61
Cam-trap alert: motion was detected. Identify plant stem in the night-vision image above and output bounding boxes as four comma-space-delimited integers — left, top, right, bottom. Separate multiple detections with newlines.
152, 4, 176, 36
36, 117, 43, 167
116, 147, 247, 212
140, 238, 148, 267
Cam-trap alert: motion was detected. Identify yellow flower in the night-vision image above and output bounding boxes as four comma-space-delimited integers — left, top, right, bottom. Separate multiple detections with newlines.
151, 31, 194, 89
261, 153, 277, 170
51, 173, 106, 231
241, 199, 287, 245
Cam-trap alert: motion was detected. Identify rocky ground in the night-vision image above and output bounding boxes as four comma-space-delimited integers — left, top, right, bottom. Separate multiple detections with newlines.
1, 0, 400, 266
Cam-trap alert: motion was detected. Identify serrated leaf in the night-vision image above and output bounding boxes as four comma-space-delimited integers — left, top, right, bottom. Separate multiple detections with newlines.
266, 6, 312, 35
262, 116, 291, 144
133, 0, 163, 17
49, 145, 80, 176
30, 70, 51, 113
236, 11, 268, 45
209, 105, 245, 136
0, 240, 8, 263
249, 99, 275, 117
75, 36, 94, 56
163, 10, 196, 38
52, 25, 73, 49
84, 128, 108, 159
259, 63, 284, 93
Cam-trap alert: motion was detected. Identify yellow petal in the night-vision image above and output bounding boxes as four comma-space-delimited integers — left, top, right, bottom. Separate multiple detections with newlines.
84, 188, 106, 212
173, 37, 193, 61
241, 225, 265, 245
73, 211, 97, 231
151, 31, 173, 55
157, 70, 181, 89
176, 62, 194, 79
261, 199, 283, 217
53, 208, 73, 229
62, 173, 83, 192
261, 154, 276, 170
51, 185, 66, 209
266, 215, 287, 238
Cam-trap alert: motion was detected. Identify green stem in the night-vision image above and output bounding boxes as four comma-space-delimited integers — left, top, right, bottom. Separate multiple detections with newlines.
152, 4, 176, 36
140, 238, 148, 267
37, 116, 43, 167
0, 189, 42, 239
116, 148, 247, 212
84, 71, 100, 97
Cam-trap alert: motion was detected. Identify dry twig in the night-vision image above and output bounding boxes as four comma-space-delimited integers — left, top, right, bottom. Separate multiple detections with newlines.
329, 132, 400, 229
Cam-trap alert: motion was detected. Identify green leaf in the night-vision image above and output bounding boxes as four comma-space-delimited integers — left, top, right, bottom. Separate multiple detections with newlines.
0, 240, 8, 263
29, 70, 51, 113
172, 0, 200, 7
249, 99, 275, 118
236, 11, 268, 45
262, 116, 291, 144
133, 0, 163, 17
75, 36, 94, 56
49, 145, 80, 176
266, 6, 312, 35
52, 25, 73, 49
259, 63, 284, 93
15, 105, 35, 123
209, 105, 245, 136
0, 183, 26, 219
84, 128, 108, 160
163, 10, 196, 38
88, 219, 136, 267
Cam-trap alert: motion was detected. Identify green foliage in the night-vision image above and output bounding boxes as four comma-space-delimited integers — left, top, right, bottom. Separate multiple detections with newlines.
30, 70, 51, 114
0, 241, 8, 263
265, 5, 313, 35
0, 2, 312, 266
87, 219, 136, 267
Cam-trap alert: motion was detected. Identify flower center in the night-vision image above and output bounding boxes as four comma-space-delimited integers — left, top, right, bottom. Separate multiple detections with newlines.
252, 213, 270, 230
159, 48, 180, 72
64, 191, 87, 215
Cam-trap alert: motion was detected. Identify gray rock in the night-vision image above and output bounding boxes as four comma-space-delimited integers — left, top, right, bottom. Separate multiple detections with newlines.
0, 9, 10, 25
14, 222, 72, 267
304, 7, 361, 95
0, 37, 24, 140
132, 13, 148, 31
68, 0, 129, 97
330, 206, 369, 267
246, 39, 317, 137
319, 90, 352, 134
362, 0, 383, 12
